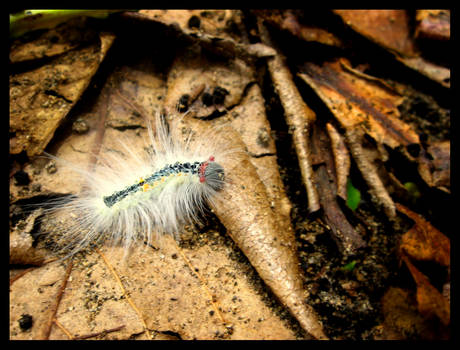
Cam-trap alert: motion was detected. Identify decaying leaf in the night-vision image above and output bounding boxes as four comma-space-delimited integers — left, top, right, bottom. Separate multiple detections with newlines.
299, 59, 418, 149
10, 31, 115, 158
164, 43, 254, 117
127, 10, 275, 63
298, 58, 422, 219
333, 10, 450, 88
10, 208, 50, 266
415, 10, 450, 42
417, 140, 450, 193
380, 287, 448, 340
255, 10, 344, 48
396, 203, 450, 329
258, 20, 320, 214
228, 83, 292, 222
397, 203, 450, 267
402, 256, 450, 327
10, 17, 97, 63
333, 10, 417, 57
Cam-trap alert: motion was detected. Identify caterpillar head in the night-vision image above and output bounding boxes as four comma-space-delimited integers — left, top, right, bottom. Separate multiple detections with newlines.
203, 161, 225, 191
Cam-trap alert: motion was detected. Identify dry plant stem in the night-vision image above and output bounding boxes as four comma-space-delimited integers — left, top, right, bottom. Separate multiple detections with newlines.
42, 259, 73, 340
345, 128, 396, 219
9, 258, 58, 286
326, 123, 350, 201
258, 20, 320, 213
312, 123, 366, 254
53, 319, 74, 339
10, 267, 36, 286
73, 325, 126, 340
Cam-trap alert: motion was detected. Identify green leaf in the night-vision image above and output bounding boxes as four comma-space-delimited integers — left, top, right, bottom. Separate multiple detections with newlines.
9, 10, 122, 39
341, 260, 357, 272
346, 178, 361, 211
403, 182, 421, 200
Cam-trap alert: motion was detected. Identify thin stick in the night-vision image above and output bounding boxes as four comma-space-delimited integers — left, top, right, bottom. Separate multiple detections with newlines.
9, 258, 58, 286
42, 259, 73, 339
73, 325, 126, 340
53, 318, 74, 340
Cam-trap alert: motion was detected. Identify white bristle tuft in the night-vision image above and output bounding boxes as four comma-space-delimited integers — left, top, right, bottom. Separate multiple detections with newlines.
40, 114, 234, 258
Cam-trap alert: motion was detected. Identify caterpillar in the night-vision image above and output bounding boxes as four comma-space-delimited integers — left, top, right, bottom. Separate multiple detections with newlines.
40, 114, 230, 257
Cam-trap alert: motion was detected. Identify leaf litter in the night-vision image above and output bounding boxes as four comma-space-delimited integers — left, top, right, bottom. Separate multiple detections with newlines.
10, 10, 450, 340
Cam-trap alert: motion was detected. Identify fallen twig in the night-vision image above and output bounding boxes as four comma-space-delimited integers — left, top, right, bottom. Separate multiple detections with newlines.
42, 259, 73, 339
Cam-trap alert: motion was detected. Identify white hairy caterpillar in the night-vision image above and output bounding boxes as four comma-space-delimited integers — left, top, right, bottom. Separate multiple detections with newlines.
41, 114, 230, 257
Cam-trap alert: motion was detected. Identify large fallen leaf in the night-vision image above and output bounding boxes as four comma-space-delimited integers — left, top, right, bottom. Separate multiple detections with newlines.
10, 30, 115, 158
228, 83, 292, 222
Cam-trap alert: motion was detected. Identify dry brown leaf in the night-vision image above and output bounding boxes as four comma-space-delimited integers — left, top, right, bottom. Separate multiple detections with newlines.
229, 83, 292, 222
10, 237, 302, 340
10, 208, 50, 265
415, 10, 450, 41
333, 10, 450, 88
258, 20, 320, 214
255, 10, 344, 47
402, 256, 450, 326
417, 140, 450, 193
9, 17, 97, 63
334, 10, 417, 57
10, 31, 115, 158
397, 203, 450, 267
164, 43, 254, 117
298, 58, 423, 219
299, 59, 419, 149
380, 287, 447, 340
